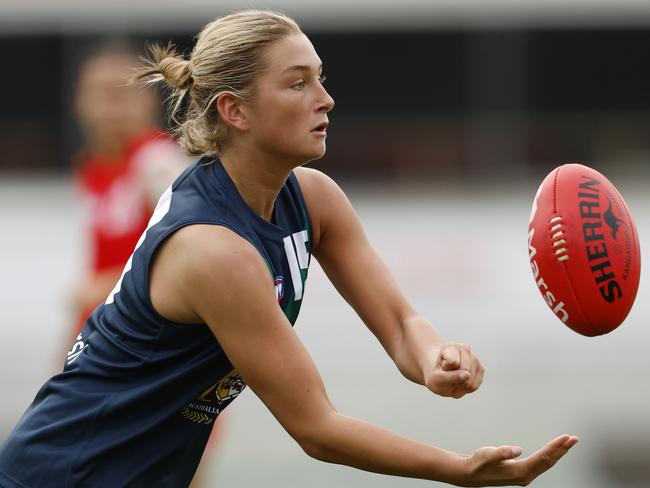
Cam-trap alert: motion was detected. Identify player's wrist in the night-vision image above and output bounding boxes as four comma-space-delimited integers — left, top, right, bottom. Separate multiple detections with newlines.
401, 318, 444, 385
431, 451, 473, 486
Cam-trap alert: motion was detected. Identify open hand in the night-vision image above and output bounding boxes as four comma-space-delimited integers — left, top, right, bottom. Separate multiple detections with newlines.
425, 342, 484, 398
460, 434, 579, 486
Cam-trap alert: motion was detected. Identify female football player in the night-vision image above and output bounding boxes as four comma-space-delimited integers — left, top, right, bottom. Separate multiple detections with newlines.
0, 10, 577, 487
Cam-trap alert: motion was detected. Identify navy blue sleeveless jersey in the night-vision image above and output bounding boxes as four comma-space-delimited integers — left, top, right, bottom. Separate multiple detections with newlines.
0, 157, 312, 487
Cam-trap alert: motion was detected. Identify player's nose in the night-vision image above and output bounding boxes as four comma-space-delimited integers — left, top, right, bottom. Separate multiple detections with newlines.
317, 85, 335, 113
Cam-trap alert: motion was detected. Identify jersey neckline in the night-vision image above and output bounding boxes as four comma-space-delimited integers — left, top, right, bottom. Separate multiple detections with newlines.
210, 157, 289, 242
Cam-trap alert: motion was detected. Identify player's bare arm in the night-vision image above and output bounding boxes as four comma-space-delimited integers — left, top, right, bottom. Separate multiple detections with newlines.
296, 167, 483, 398
149, 223, 577, 486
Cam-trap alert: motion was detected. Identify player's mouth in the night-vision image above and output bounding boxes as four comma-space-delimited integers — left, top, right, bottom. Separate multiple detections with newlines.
311, 121, 328, 136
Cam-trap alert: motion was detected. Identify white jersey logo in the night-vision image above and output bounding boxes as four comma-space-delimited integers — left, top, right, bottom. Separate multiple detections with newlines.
66, 333, 88, 366
283, 230, 309, 301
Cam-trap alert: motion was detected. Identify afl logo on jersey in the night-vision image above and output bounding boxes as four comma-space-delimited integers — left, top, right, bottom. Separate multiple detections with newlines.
274, 276, 284, 303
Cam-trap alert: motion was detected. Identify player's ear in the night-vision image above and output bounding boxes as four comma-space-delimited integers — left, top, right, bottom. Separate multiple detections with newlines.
216, 94, 249, 132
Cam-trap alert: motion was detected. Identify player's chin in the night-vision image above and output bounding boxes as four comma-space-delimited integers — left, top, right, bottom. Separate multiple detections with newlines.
301, 141, 327, 162
315, 143, 327, 159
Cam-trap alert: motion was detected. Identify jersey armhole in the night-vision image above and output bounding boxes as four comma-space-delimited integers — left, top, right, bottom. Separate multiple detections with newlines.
142, 220, 259, 329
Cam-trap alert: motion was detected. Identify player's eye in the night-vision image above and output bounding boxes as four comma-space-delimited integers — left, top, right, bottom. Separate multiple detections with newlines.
318, 74, 327, 85
291, 80, 306, 90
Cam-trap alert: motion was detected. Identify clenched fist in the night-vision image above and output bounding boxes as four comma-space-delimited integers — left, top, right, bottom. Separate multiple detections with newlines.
424, 342, 484, 398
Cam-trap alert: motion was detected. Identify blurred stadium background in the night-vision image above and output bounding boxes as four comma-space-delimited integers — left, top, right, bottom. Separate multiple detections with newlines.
1, 0, 649, 486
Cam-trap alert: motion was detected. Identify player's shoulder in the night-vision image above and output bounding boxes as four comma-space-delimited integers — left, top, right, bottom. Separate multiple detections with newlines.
293, 167, 355, 249
293, 166, 348, 208
294, 166, 337, 190
151, 223, 273, 324
168, 224, 269, 286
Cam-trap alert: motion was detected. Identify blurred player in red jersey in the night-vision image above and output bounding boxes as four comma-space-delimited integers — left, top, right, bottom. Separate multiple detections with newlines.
71, 41, 190, 331
71, 42, 219, 486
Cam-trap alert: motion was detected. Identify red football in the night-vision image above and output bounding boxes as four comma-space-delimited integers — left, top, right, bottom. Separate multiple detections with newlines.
528, 163, 641, 336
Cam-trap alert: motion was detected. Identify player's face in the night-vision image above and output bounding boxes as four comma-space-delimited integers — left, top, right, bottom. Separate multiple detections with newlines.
75, 54, 158, 152
244, 34, 334, 164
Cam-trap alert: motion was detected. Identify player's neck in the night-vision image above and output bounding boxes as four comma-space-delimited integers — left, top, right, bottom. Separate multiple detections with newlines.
219, 148, 293, 222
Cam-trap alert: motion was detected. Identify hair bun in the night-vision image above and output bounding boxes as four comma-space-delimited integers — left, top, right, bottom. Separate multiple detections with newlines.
158, 56, 192, 90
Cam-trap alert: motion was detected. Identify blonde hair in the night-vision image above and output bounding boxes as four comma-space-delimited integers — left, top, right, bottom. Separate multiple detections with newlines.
134, 10, 301, 156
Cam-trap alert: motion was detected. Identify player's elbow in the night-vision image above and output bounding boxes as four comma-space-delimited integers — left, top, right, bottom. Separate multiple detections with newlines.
291, 414, 340, 464
299, 437, 336, 463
